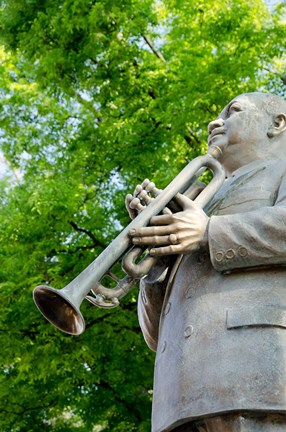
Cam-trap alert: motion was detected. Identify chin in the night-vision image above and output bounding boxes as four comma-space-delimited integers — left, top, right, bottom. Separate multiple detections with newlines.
210, 135, 229, 153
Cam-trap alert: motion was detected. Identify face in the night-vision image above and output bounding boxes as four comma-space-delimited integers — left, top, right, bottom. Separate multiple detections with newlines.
208, 94, 272, 173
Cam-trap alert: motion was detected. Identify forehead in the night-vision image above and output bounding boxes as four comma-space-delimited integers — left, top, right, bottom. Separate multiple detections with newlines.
220, 95, 259, 117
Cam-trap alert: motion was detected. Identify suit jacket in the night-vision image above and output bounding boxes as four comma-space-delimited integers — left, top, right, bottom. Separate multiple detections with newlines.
138, 158, 286, 432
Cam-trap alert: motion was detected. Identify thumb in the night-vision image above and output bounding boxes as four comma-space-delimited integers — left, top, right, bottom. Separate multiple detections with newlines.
175, 193, 196, 210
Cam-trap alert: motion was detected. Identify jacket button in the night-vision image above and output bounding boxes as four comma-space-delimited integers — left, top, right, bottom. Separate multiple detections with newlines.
184, 325, 194, 338
160, 341, 167, 353
164, 302, 171, 316
215, 251, 224, 262
225, 249, 235, 259
238, 246, 248, 257
185, 287, 196, 299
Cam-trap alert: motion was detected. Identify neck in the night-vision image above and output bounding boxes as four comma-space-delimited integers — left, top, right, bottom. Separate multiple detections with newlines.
219, 142, 271, 177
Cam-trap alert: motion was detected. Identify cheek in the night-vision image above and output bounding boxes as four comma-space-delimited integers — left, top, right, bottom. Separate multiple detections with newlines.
226, 115, 252, 144
226, 125, 245, 145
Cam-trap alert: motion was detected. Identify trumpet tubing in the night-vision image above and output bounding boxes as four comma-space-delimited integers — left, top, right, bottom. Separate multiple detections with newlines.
33, 146, 226, 335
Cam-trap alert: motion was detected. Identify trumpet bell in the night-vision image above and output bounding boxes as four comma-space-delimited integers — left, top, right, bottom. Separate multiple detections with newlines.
33, 285, 85, 335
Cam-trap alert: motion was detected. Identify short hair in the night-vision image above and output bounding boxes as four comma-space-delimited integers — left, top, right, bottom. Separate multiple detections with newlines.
245, 92, 286, 117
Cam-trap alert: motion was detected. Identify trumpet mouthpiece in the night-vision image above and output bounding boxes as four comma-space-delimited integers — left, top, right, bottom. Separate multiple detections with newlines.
208, 144, 225, 159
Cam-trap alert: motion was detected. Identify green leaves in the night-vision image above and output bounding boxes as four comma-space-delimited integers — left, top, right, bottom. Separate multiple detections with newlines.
0, 0, 285, 430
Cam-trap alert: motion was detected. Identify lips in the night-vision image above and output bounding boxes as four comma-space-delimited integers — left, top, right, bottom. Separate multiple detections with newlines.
208, 127, 225, 145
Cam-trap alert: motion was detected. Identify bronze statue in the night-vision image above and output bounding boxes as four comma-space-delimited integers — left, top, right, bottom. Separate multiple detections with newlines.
127, 92, 286, 432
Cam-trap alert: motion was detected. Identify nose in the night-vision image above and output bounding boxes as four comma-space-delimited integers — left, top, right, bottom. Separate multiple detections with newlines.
208, 117, 224, 134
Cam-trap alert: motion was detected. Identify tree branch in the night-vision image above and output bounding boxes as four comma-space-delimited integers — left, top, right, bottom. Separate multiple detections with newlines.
142, 35, 166, 62
99, 378, 145, 423
68, 220, 106, 249
3, 397, 59, 416
186, 126, 201, 144
136, 41, 201, 145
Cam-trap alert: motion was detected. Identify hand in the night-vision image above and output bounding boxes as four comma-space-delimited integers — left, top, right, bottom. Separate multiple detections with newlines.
129, 193, 209, 256
125, 179, 161, 220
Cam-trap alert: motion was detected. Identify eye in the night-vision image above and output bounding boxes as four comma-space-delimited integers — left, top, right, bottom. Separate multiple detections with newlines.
227, 103, 242, 116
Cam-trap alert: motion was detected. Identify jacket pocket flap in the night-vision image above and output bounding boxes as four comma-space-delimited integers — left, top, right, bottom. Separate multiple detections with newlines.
227, 306, 286, 330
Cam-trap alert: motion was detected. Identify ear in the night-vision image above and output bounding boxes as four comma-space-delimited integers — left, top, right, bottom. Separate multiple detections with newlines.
267, 113, 286, 138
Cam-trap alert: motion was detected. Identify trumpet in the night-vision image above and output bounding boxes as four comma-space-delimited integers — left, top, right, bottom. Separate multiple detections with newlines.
33, 145, 226, 335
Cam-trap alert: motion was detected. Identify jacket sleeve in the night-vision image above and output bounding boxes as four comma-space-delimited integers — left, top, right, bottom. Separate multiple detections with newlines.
208, 174, 286, 272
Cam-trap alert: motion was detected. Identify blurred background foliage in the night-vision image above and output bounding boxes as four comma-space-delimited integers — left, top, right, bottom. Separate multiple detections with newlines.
0, 0, 285, 430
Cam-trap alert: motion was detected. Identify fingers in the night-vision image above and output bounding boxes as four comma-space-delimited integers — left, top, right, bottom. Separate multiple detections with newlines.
134, 184, 146, 203
125, 194, 137, 220
150, 214, 174, 226
134, 179, 161, 200
125, 193, 146, 218
126, 179, 161, 219
175, 193, 196, 209
149, 245, 184, 256
141, 179, 161, 196
149, 242, 198, 256
129, 225, 174, 237
129, 197, 145, 212
132, 233, 180, 246
136, 188, 152, 205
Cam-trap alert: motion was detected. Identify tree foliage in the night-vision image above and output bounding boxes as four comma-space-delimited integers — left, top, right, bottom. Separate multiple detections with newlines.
0, 0, 285, 430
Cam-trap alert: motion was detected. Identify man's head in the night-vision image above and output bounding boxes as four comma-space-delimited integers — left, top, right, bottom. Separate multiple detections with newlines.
208, 92, 286, 175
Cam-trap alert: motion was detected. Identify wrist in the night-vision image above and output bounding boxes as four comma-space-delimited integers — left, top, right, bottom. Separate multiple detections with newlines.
201, 217, 210, 251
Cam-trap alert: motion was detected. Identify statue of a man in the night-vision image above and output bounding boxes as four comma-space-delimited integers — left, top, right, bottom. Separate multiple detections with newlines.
127, 92, 286, 432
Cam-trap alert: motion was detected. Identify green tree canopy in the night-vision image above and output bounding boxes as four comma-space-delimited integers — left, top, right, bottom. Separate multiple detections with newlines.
0, 0, 285, 430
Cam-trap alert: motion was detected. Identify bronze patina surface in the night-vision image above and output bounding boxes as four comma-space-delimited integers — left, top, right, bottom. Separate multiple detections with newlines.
127, 93, 286, 431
